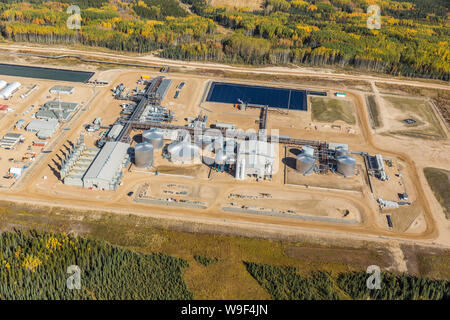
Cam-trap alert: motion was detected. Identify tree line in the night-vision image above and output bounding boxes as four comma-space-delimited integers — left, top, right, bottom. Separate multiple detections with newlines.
0, 0, 448, 80
0, 229, 193, 299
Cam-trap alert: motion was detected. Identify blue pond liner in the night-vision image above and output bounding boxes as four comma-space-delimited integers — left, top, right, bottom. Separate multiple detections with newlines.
206, 82, 308, 111
0, 63, 94, 83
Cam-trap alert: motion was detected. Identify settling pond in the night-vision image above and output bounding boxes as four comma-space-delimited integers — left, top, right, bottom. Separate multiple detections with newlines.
206, 82, 308, 111
0, 63, 94, 83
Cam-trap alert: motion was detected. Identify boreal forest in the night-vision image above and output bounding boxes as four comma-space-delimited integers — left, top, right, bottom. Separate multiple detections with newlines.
0, 0, 448, 80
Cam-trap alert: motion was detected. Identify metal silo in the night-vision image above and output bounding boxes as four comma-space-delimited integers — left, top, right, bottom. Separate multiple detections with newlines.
335, 146, 347, 157
168, 141, 200, 164
142, 130, 164, 149
302, 145, 315, 157
336, 156, 356, 177
135, 143, 154, 168
296, 154, 316, 175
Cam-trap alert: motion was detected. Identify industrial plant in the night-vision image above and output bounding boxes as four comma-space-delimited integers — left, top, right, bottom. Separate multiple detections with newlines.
0, 65, 435, 238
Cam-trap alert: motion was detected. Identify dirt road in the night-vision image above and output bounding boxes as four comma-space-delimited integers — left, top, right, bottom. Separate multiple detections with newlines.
1, 44, 449, 91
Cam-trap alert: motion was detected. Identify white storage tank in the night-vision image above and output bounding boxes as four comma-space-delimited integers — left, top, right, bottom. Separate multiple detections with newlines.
0, 82, 21, 99
135, 143, 154, 168
296, 154, 316, 175
302, 145, 315, 157
0, 80, 7, 91
337, 155, 356, 177
167, 141, 200, 164
142, 129, 164, 149
335, 146, 347, 157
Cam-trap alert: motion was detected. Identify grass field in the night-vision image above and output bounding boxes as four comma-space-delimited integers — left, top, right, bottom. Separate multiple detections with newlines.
424, 167, 450, 219
385, 97, 447, 140
311, 97, 356, 125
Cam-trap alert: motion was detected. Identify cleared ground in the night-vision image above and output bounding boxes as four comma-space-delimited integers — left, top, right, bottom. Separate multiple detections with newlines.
381, 96, 447, 140
424, 167, 450, 219
0, 55, 446, 250
311, 97, 356, 125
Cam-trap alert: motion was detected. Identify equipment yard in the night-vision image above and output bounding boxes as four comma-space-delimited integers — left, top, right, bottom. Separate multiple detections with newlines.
0, 59, 449, 249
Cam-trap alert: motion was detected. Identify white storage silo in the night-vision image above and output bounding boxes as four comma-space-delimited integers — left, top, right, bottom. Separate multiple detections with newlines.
135, 143, 154, 168
335, 146, 347, 157
296, 154, 316, 175
302, 145, 315, 157
167, 141, 200, 164
337, 155, 356, 177
142, 129, 164, 149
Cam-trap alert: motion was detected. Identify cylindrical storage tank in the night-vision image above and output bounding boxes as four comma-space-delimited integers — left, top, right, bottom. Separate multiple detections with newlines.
335, 146, 347, 157
142, 130, 164, 149
215, 149, 227, 165
302, 145, 315, 157
134, 143, 154, 168
0, 80, 7, 91
337, 156, 356, 177
168, 141, 200, 164
296, 154, 316, 175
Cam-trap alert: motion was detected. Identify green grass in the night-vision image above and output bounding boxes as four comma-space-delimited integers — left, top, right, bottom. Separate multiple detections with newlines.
417, 253, 450, 280
424, 167, 450, 219
311, 97, 356, 125
386, 97, 447, 140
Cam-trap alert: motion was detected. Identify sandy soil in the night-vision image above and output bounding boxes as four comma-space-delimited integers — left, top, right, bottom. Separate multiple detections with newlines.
0, 54, 448, 249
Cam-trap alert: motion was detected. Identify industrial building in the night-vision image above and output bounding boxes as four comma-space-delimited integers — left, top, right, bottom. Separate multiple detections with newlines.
20, 85, 38, 99
156, 78, 172, 100
62, 138, 100, 187
0, 132, 23, 149
35, 101, 79, 122
367, 154, 388, 181
0, 81, 21, 100
83, 141, 130, 190
50, 85, 75, 95
235, 140, 275, 180
107, 124, 125, 140
26, 119, 59, 139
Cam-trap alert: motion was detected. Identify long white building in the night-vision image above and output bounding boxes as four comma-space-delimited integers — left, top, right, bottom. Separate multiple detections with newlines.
0, 82, 21, 100
83, 141, 130, 190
